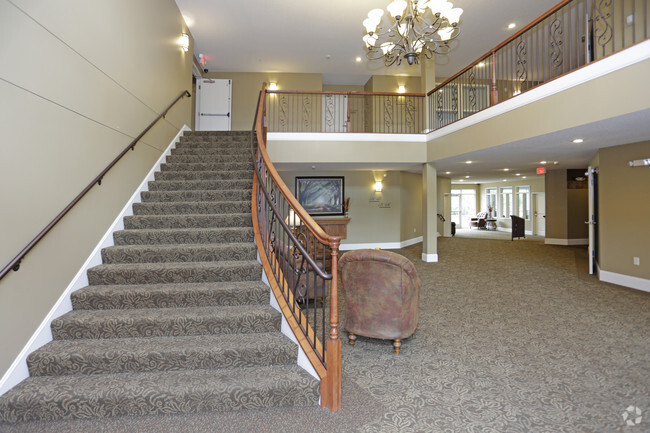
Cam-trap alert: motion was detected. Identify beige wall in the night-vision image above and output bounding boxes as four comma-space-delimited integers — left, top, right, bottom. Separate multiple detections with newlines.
401, 172, 423, 240
0, 0, 192, 378
278, 170, 423, 246
204, 72, 322, 130
596, 141, 650, 279
545, 170, 569, 239
364, 75, 423, 94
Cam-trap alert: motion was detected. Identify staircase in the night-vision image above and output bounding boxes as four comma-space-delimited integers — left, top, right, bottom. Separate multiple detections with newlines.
0, 131, 319, 424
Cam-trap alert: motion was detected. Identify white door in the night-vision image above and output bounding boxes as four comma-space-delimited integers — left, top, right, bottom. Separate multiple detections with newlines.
586, 166, 597, 274
533, 193, 546, 236
197, 79, 231, 131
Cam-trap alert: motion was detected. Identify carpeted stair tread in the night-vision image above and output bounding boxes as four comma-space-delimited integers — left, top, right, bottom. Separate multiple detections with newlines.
132, 201, 251, 215
140, 190, 252, 202
27, 333, 297, 376
147, 180, 252, 191
0, 365, 319, 423
123, 213, 252, 229
71, 281, 270, 310
51, 304, 281, 340
165, 154, 251, 163
101, 243, 257, 264
154, 170, 252, 181
171, 147, 250, 155
160, 162, 253, 172
86, 260, 262, 285
113, 227, 254, 245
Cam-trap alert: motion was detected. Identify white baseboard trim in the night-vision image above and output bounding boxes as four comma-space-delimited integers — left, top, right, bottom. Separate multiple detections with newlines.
0, 126, 190, 397
545, 238, 589, 246
422, 253, 439, 262
340, 236, 423, 251
599, 270, 650, 293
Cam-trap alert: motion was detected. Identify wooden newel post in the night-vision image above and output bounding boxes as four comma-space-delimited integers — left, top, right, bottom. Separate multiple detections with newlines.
321, 240, 342, 412
490, 50, 498, 106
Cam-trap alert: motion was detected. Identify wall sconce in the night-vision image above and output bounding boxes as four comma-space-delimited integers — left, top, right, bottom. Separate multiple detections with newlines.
179, 33, 189, 52
269, 82, 278, 91
374, 181, 383, 192
397, 85, 406, 94
628, 158, 650, 167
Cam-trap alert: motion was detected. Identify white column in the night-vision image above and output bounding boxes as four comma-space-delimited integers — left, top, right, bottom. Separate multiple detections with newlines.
422, 162, 438, 262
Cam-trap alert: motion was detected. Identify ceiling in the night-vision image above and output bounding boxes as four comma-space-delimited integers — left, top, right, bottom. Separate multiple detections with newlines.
174, 0, 649, 183
174, 0, 561, 84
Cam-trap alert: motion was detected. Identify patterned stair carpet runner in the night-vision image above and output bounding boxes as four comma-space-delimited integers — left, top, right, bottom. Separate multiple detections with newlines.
0, 131, 319, 425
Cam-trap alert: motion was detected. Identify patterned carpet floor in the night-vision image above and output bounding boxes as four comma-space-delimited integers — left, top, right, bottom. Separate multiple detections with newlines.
3, 237, 648, 433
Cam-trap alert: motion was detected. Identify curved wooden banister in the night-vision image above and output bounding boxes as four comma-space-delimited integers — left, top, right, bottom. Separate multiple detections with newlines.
0, 89, 192, 282
251, 82, 341, 412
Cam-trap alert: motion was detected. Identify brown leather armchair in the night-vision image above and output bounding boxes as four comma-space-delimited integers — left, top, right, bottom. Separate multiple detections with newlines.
338, 249, 420, 354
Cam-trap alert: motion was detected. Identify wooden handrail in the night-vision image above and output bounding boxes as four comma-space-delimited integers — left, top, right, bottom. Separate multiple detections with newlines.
0, 89, 191, 282
428, 0, 573, 95
269, 89, 425, 98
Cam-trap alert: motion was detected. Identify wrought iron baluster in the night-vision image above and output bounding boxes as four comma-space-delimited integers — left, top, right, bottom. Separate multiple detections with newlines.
550, 15, 564, 71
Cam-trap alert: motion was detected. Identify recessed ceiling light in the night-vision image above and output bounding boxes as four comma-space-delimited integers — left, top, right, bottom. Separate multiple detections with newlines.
503, 168, 509, 171
503, 179, 507, 182
522, 176, 527, 179
459, 179, 464, 182
465, 175, 470, 178
465, 160, 472, 164
355, 56, 362, 63
445, 171, 451, 174
572, 138, 584, 143
508, 23, 516, 29
540, 160, 547, 164
516, 173, 521, 176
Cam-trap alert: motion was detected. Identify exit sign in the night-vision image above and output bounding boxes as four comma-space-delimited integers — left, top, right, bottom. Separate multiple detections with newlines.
536, 167, 547, 174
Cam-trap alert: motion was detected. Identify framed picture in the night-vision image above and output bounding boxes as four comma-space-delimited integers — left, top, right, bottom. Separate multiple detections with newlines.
295, 176, 345, 216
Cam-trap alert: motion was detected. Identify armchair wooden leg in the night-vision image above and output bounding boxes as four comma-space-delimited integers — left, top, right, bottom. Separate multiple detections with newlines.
348, 333, 357, 347
393, 339, 401, 354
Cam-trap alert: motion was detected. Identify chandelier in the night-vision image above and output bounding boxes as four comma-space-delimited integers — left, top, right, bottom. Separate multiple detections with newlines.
363, 0, 463, 66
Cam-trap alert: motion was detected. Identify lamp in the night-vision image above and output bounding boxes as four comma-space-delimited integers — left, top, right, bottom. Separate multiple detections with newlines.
179, 33, 189, 52
269, 82, 278, 91
397, 85, 406, 93
285, 209, 302, 227
363, 0, 463, 66
374, 181, 383, 192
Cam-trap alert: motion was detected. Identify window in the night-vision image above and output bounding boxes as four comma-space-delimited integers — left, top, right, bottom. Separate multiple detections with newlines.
486, 188, 497, 218
516, 186, 531, 219
500, 187, 512, 218
451, 189, 477, 229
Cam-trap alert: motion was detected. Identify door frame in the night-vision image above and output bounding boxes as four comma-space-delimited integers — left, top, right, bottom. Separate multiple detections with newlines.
532, 192, 546, 236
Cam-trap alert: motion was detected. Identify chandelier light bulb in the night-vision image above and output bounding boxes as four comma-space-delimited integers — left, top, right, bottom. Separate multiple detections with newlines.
387, 0, 408, 18
446, 8, 463, 25
363, 33, 379, 47
437, 26, 454, 40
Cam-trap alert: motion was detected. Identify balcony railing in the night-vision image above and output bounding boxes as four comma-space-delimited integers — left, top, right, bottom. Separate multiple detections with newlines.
429, 0, 649, 129
266, 90, 426, 134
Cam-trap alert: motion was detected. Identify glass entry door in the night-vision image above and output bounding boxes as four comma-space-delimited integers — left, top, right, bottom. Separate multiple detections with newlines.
451, 189, 477, 229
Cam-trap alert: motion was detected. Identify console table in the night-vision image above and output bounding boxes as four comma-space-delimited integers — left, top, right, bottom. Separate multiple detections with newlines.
313, 217, 350, 239
485, 219, 497, 231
